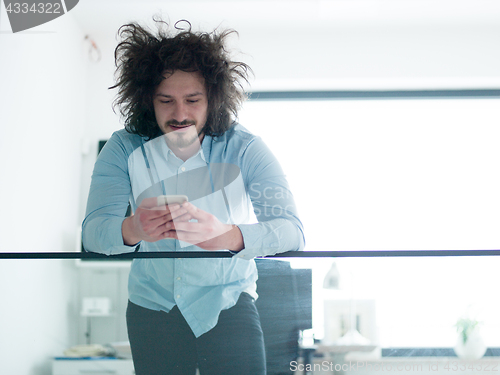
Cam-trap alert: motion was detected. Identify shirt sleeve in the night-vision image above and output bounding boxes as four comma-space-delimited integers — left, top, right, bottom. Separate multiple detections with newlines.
235, 136, 305, 260
82, 132, 139, 255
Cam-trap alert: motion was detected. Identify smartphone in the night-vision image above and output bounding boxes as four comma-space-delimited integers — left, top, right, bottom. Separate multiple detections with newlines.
156, 195, 188, 206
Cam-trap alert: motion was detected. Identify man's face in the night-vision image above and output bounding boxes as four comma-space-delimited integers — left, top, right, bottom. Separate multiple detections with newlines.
153, 70, 208, 149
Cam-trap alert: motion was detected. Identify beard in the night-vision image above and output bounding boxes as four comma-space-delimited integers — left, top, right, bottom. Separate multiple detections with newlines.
163, 120, 202, 149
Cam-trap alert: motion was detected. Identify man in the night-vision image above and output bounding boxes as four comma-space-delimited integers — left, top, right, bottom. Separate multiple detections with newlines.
82, 19, 305, 375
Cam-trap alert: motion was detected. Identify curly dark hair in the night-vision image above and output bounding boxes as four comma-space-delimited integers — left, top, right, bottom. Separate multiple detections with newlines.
110, 19, 252, 140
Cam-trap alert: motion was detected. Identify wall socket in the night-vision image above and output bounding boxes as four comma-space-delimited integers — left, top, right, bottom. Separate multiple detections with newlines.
81, 297, 111, 317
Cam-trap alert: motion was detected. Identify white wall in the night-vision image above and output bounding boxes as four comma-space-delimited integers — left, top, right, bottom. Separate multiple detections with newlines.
77, 35, 123, 221
0, 12, 87, 375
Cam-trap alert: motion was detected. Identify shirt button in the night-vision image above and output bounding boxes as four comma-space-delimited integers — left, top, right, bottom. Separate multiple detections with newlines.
176, 294, 181, 299
177, 277, 181, 281
181, 167, 186, 172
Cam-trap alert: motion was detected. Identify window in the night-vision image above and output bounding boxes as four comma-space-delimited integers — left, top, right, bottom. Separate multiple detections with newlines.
239, 95, 500, 347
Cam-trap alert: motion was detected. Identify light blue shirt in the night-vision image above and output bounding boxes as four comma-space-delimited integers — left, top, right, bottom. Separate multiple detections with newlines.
82, 123, 305, 337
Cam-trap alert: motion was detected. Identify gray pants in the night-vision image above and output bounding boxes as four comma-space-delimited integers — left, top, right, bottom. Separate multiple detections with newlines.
126, 292, 266, 375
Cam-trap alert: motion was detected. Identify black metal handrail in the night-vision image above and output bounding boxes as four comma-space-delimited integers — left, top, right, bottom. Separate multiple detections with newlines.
1, 249, 500, 259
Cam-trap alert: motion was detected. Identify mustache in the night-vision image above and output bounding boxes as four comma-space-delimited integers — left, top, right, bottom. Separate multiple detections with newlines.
167, 120, 196, 127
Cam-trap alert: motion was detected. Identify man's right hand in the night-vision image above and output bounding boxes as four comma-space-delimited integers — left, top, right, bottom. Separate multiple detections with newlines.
121, 197, 190, 245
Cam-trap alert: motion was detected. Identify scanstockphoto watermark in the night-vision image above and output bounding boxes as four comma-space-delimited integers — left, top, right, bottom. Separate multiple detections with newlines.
290, 360, 500, 373
249, 182, 297, 219
2, 0, 79, 33
290, 361, 369, 373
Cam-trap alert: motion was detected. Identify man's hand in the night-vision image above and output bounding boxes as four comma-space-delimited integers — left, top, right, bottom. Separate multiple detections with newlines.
122, 197, 190, 245
165, 202, 245, 251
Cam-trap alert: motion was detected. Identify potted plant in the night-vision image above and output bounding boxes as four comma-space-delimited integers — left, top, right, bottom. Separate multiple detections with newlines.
454, 317, 487, 360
